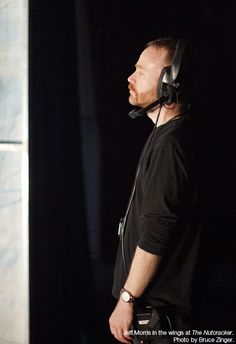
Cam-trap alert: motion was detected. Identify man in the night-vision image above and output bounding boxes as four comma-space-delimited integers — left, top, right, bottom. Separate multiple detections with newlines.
109, 37, 202, 344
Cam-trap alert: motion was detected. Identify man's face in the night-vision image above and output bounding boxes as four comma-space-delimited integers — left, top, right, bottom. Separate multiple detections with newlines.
128, 46, 170, 108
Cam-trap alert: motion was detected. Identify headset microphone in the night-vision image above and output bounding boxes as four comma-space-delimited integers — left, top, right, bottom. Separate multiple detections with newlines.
128, 94, 167, 119
128, 80, 181, 119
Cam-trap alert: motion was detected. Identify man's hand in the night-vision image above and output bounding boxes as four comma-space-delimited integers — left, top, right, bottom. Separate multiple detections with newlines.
109, 299, 134, 343
109, 247, 160, 342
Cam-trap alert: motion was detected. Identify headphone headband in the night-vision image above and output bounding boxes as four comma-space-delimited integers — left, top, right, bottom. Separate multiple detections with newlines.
162, 39, 186, 85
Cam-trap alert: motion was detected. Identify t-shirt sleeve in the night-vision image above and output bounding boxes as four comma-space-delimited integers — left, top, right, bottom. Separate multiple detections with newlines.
138, 139, 189, 255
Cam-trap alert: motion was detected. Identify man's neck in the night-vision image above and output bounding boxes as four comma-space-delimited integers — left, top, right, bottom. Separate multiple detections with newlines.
147, 104, 182, 127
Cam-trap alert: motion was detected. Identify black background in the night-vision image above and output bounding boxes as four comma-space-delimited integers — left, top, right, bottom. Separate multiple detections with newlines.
29, 1, 236, 343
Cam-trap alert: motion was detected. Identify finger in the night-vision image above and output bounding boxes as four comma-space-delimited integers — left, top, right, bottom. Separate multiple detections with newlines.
117, 328, 132, 344
110, 326, 117, 337
123, 329, 133, 340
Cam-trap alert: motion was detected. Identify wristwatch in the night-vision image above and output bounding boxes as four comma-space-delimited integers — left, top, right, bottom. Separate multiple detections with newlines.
120, 288, 136, 303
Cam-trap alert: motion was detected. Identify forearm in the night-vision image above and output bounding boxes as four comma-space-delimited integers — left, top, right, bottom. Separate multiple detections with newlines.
124, 246, 161, 297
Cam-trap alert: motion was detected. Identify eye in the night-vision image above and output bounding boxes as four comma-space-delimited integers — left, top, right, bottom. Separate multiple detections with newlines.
137, 69, 145, 76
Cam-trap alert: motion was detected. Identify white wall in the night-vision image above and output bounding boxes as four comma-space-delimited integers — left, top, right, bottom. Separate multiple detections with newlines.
0, 0, 28, 343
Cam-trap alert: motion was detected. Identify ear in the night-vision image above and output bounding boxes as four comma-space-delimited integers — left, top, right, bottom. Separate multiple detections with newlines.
163, 102, 178, 109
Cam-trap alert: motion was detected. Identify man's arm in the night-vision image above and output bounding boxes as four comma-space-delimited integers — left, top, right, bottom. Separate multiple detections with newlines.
109, 246, 161, 344
124, 245, 161, 296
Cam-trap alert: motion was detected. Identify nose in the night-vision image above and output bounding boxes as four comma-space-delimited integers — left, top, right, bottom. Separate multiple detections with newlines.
127, 72, 135, 84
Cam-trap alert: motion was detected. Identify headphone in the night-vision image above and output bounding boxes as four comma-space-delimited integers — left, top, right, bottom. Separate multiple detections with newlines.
128, 39, 187, 119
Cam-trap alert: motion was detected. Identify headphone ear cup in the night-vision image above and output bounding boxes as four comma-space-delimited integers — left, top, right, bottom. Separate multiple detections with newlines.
157, 66, 168, 97
157, 66, 176, 104
156, 39, 186, 106
161, 83, 175, 104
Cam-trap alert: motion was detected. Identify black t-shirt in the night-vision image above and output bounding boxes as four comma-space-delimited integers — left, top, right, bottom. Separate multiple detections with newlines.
112, 116, 202, 314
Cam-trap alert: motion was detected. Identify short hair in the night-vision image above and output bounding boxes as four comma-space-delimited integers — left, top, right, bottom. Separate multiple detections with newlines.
146, 37, 177, 64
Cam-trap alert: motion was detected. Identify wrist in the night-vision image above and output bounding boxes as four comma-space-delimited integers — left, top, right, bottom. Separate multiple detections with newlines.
119, 288, 136, 304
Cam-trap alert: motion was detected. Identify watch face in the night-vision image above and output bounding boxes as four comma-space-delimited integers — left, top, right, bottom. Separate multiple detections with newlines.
121, 291, 130, 302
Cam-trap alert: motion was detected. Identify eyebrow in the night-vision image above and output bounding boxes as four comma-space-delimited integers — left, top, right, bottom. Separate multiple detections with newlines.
135, 63, 145, 70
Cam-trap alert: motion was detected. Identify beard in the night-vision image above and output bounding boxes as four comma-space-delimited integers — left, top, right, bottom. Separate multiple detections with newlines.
128, 87, 157, 108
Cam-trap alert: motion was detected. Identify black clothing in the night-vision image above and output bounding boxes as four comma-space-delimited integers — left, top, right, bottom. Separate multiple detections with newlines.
112, 116, 202, 319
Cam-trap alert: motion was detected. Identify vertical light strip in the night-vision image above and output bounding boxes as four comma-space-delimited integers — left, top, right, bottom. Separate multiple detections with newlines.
0, 0, 28, 343
21, 149, 29, 344
21, 0, 29, 342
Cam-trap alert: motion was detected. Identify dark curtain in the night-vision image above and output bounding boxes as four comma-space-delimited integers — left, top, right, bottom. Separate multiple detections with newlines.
29, 1, 97, 343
